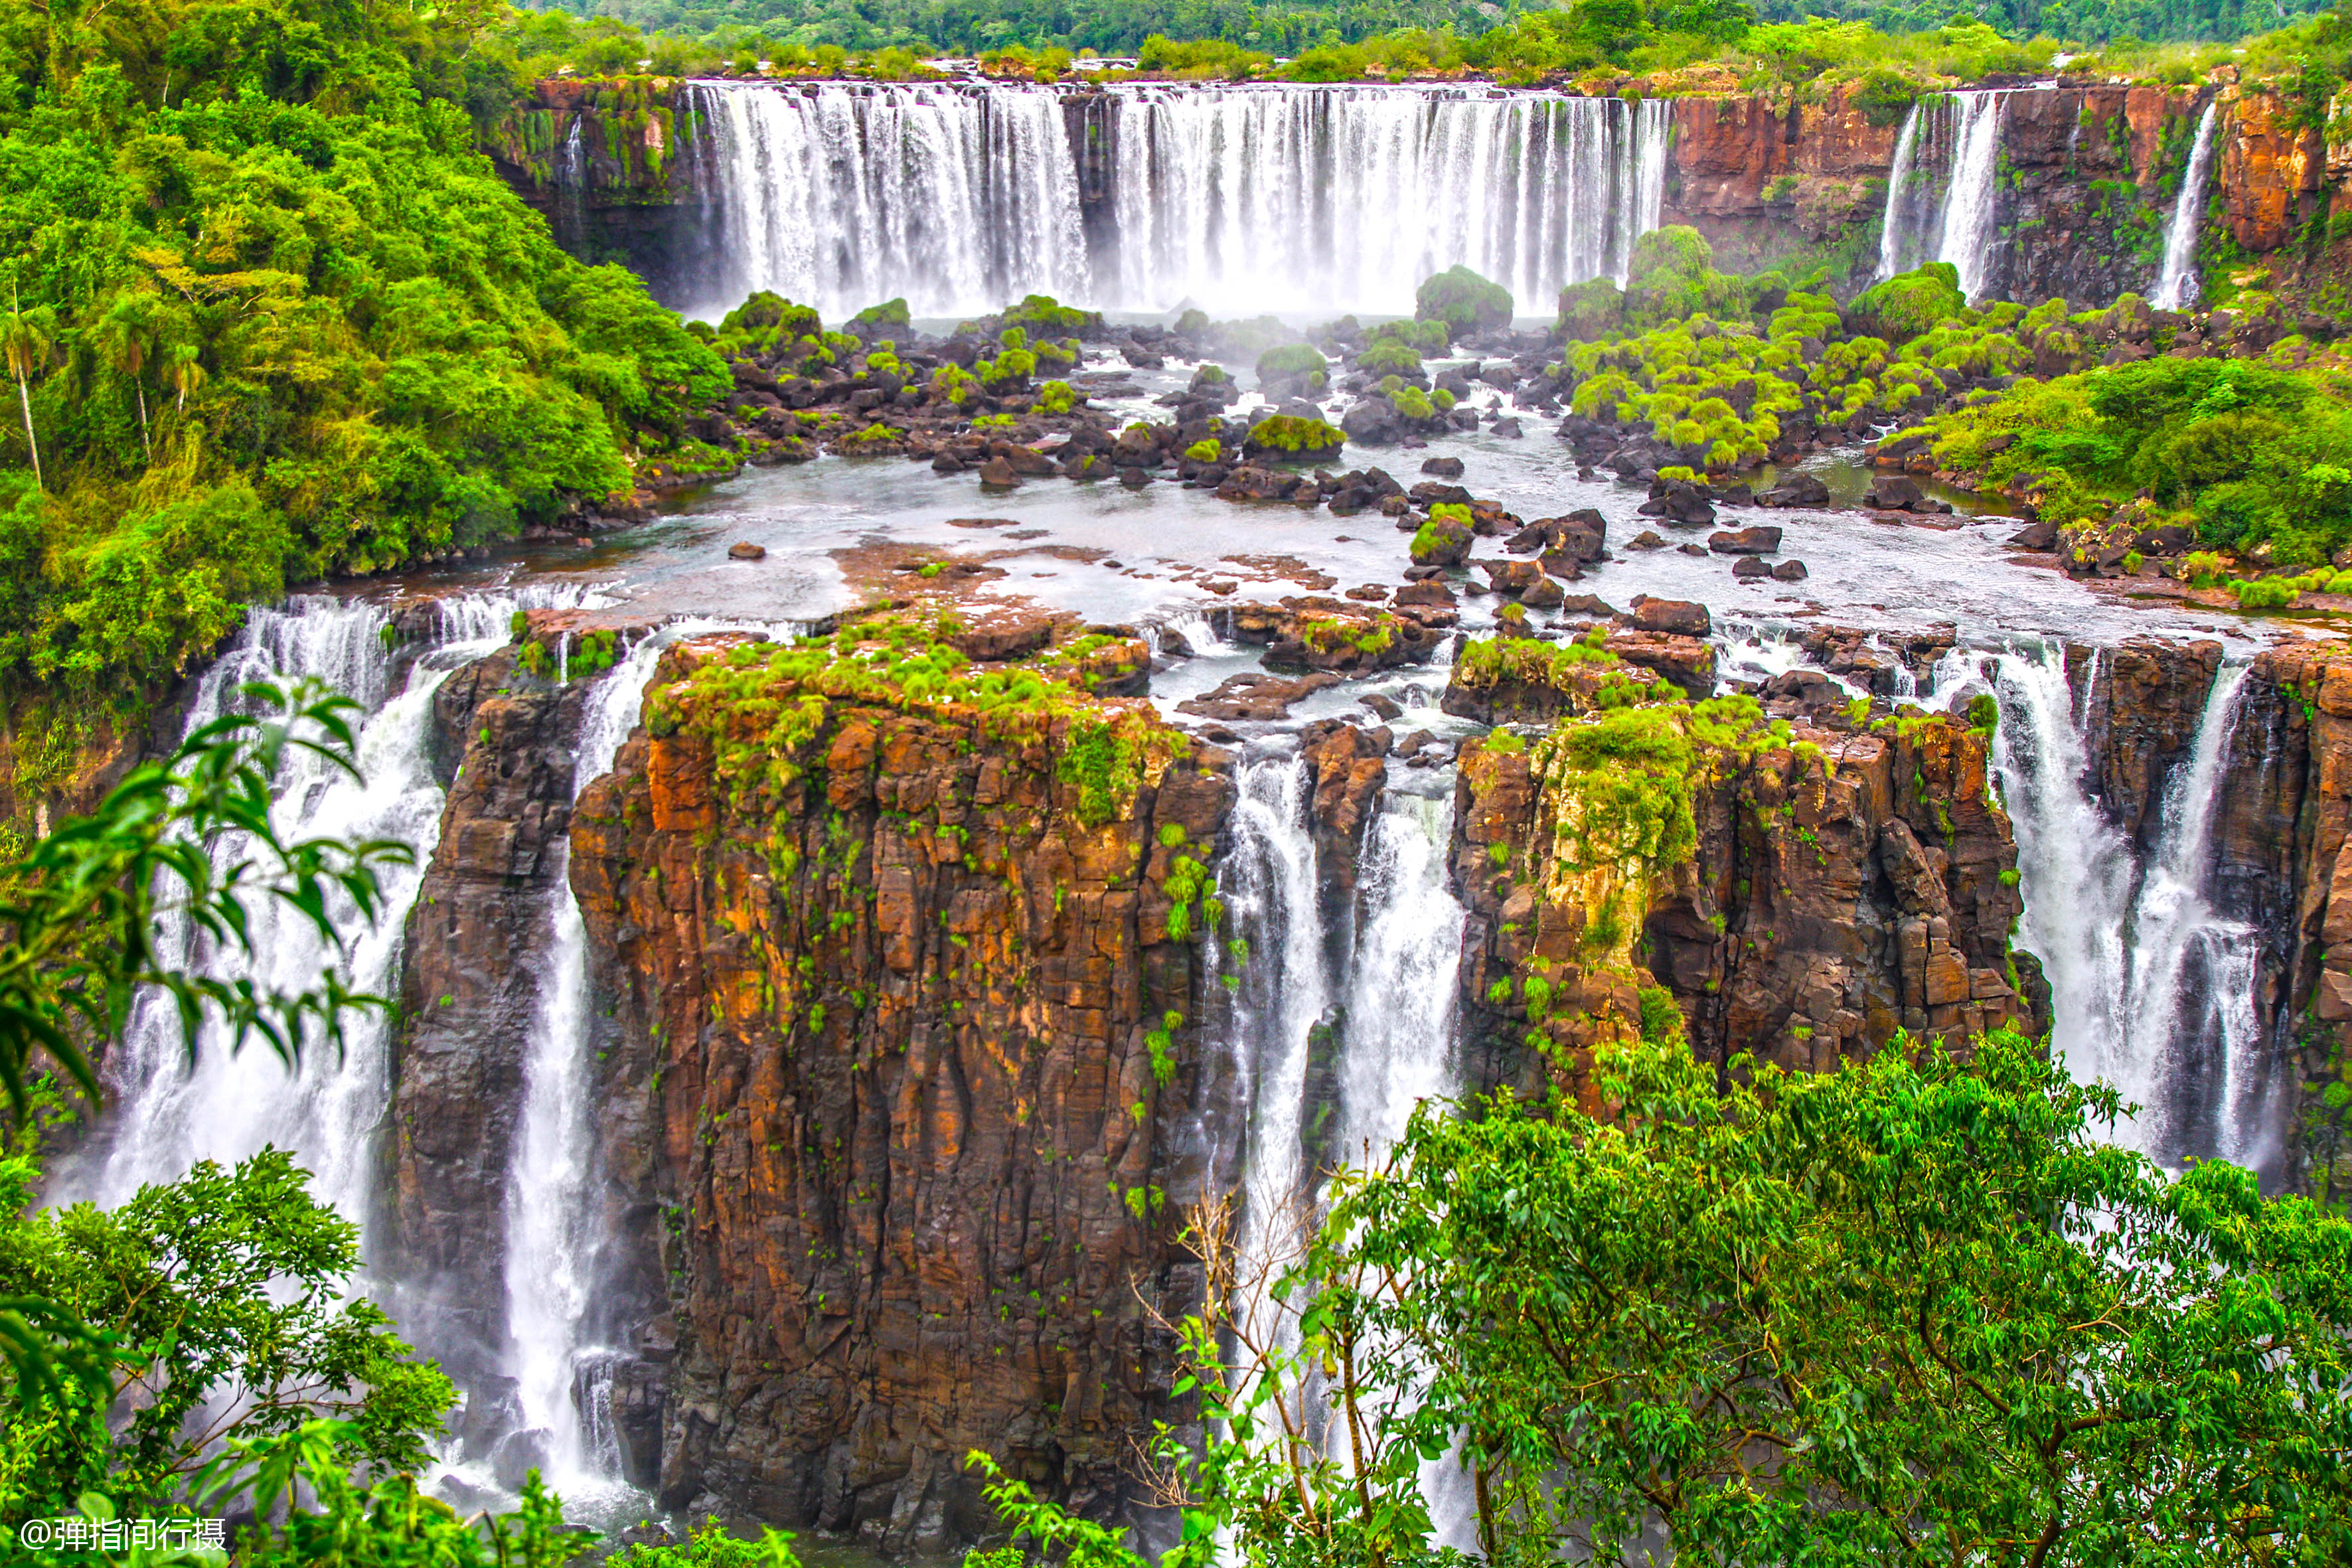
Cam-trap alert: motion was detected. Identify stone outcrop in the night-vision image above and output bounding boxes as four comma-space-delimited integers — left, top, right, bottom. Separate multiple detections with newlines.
1445, 674, 2049, 1108
564, 635, 1234, 1551
2065, 639, 2227, 848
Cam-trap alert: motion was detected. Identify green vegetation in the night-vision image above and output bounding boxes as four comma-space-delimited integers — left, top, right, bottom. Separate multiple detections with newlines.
0, 0, 726, 719
495, 0, 2331, 92
1243, 414, 1346, 458
1414, 264, 1513, 333
1917, 353, 2352, 562
966, 1026, 2352, 1567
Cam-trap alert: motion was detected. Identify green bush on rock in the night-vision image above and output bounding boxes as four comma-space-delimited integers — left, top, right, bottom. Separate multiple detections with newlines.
1849, 263, 1969, 341
1415, 264, 1514, 334
1243, 415, 1345, 458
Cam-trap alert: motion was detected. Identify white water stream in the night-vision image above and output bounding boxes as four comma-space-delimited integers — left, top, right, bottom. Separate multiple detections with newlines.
1876, 90, 2009, 300
2151, 102, 2221, 311
1980, 645, 2273, 1172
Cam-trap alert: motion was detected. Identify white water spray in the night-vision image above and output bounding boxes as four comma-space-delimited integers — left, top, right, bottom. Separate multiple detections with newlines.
68, 592, 589, 1229
2151, 102, 2221, 311
1938, 91, 2008, 301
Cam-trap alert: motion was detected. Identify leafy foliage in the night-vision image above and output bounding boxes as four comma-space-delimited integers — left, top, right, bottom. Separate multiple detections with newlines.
0, 681, 410, 1117
0, 0, 726, 698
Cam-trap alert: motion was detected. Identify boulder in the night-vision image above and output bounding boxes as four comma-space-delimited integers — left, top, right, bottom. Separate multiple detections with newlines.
1521, 574, 1566, 610
1394, 578, 1459, 608
1480, 560, 1546, 597
1630, 596, 1711, 637
1625, 530, 1669, 550
1342, 397, 1401, 445
1708, 526, 1783, 556
1772, 559, 1810, 581
1217, 467, 1295, 502
977, 457, 1022, 489
2006, 518, 2059, 550
727, 542, 767, 561
1410, 514, 1474, 568
1410, 481, 1473, 509
1732, 556, 1773, 580
1419, 456, 1466, 478
1864, 475, 1922, 510
1760, 471, 1831, 507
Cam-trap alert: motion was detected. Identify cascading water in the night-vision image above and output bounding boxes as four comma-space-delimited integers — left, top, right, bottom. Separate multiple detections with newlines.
1876, 90, 2009, 301
63, 589, 593, 1233
1937, 91, 2008, 301
2151, 102, 2221, 311
681, 81, 1094, 321
1212, 753, 1333, 1316
1982, 645, 2278, 1173
1105, 87, 1668, 313
1332, 791, 1464, 1164
677, 81, 1670, 319
499, 629, 678, 1504
1877, 101, 1928, 281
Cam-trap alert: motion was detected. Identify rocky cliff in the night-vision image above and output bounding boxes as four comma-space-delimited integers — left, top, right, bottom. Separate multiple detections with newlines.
561, 624, 1233, 1551
1440, 631, 2049, 1107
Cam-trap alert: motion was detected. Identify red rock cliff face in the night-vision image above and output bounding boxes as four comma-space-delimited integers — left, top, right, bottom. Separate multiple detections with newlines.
565, 639, 1233, 1553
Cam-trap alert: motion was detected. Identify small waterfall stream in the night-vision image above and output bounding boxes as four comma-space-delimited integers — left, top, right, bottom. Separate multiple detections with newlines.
501, 629, 678, 1503
2152, 102, 2221, 311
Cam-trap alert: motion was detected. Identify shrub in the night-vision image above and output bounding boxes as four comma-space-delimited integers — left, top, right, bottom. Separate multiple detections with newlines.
1416, 264, 1514, 334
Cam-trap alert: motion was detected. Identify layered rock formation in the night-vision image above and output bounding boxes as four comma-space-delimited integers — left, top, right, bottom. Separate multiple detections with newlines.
563, 631, 1233, 1551
1441, 637, 2048, 1107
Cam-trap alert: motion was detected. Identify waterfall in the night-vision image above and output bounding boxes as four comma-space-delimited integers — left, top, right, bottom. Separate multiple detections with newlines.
1938, 91, 2007, 302
1987, 646, 2275, 1172
1874, 90, 2008, 300
1876, 101, 1926, 280
1214, 753, 1333, 1316
1101, 86, 1666, 312
499, 629, 672, 1499
502, 617, 786, 1502
682, 80, 1093, 321
1333, 791, 1464, 1163
2151, 102, 2220, 311
63, 589, 591, 1233
680, 82, 1670, 320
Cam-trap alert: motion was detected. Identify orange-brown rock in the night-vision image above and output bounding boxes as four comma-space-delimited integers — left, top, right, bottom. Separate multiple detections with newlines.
1450, 705, 2047, 1108
564, 643, 1233, 1552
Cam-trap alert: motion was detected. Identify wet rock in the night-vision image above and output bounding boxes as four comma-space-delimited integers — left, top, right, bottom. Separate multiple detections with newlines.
976, 457, 1022, 489
1639, 480, 1717, 527
1732, 556, 1773, 580
1631, 597, 1711, 637
491, 1427, 552, 1492
1480, 560, 1545, 597
1216, 467, 1295, 502
728, 542, 767, 561
1409, 481, 1473, 509
1558, 594, 1618, 617
1610, 631, 1717, 699
2007, 518, 2059, 550
1625, 530, 1668, 550
1709, 526, 1783, 555
1362, 692, 1403, 721
1409, 515, 1474, 568
1863, 475, 1922, 510
1492, 418, 1523, 437
1772, 559, 1810, 582
1394, 578, 1459, 609
1522, 575, 1567, 610
1179, 670, 1342, 722
1419, 456, 1465, 478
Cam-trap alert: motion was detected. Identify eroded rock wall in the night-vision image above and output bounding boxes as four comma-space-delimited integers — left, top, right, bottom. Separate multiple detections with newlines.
1448, 698, 2048, 1105
564, 639, 1233, 1551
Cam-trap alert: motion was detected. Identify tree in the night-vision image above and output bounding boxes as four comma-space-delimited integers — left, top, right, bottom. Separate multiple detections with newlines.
0, 291, 54, 490
967, 1032, 2352, 1568
0, 680, 412, 1119
1326, 1032, 2352, 1565
87, 293, 157, 459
